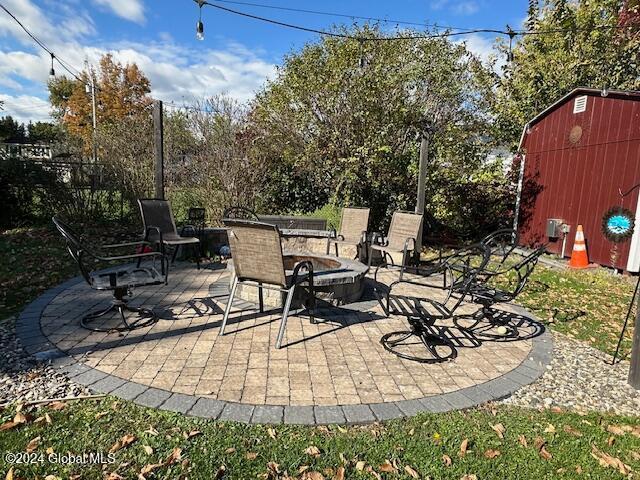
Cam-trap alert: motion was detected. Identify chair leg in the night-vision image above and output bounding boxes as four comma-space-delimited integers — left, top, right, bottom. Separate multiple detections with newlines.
171, 245, 179, 264
276, 286, 296, 349
220, 276, 238, 336
258, 283, 264, 313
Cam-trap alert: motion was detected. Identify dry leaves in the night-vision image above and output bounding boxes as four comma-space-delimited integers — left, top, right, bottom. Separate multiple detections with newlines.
224, 447, 236, 454
305, 446, 321, 458
5, 467, 13, 480
48, 401, 66, 411
25, 436, 40, 453
109, 434, 137, 453
491, 423, 505, 439
267, 427, 277, 440
591, 445, 631, 475
142, 445, 154, 455
301, 472, 324, 480
379, 460, 397, 473
334, 466, 345, 480
139, 447, 183, 478
606, 424, 627, 436
459, 438, 469, 457
246, 452, 258, 460
460, 475, 478, 480
534, 437, 552, 460
544, 424, 556, 434
563, 425, 582, 437
404, 465, 419, 479
442, 454, 453, 467
355, 460, 366, 471
184, 430, 202, 440
484, 449, 501, 459
518, 434, 528, 447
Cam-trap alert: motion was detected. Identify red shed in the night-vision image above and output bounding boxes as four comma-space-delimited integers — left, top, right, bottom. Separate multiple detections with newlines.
515, 88, 640, 271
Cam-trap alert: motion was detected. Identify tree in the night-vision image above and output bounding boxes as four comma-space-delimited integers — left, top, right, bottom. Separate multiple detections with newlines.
494, 0, 640, 149
27, 121, 62, 144
0, 116, 27, 143
250, 25, 503, 233
48, 54, 152, 152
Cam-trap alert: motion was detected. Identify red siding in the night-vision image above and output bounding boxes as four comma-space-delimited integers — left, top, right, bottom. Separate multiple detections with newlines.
519, 92, 640, 270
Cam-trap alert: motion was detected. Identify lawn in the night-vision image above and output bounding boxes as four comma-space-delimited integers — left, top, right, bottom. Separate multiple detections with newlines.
1, 227, 640, 479
1, 400, 639, 479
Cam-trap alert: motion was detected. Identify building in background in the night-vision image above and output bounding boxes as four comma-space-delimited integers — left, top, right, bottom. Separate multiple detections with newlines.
516, 88, 640, 271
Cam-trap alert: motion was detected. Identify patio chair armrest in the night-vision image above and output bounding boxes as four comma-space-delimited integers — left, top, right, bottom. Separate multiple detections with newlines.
328, 228, 337, 239
337, 234, 345, 241
360, 230, 368, 244
404, 237, 416, 252
102, 241, 151, 249
291, 260, 314, 286
371, 232, 387, 246
180, 224, 197, 236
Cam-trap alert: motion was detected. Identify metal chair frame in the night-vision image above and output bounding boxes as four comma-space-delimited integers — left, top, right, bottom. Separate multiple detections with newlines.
326, 207, 370, 260
53, 217, 169, 332
219, 219, 316, 349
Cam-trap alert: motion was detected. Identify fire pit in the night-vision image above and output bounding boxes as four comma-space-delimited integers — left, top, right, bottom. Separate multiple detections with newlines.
228, 252, 368, 308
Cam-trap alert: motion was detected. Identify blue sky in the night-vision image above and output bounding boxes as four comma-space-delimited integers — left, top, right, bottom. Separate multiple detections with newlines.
0, 0, 528, 123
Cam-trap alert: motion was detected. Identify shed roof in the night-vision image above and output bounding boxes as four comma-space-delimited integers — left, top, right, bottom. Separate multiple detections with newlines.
518, 87, 640, 151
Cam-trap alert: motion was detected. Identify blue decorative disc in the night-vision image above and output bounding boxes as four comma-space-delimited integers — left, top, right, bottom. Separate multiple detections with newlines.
602, 206, 635, 243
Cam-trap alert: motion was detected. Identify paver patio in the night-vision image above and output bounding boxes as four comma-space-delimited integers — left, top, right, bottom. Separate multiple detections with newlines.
16, 262, 552, 424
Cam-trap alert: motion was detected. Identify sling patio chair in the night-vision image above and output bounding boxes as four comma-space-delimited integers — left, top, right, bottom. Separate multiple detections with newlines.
326, 207, 370, 260
53, 216, 168, 332
368, 211, 424, 281
219, 219, 316, 349
138, 198, 201, 269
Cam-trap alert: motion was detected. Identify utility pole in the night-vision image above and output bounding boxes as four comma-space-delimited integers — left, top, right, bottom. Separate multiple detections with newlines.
153, 100, 164, 199
629, 284, 640, 389
84, 60, 98, 163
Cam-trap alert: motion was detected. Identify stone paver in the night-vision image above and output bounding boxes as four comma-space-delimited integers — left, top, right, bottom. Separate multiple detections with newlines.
15, 262, 552, 424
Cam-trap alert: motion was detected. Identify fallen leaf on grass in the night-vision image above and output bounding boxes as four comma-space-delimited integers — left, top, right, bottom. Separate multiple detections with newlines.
607, 436, 615, 447
379, 460, 397, 473
491, 423, 505, 439
106, 473, 123, 480
245, 452, 257, 460
484, 449, 501, 459
442, 454, 452, 466
301, 472, 324, 480
404, 465, 419, 479
267, 427, 277, 439
544, 424, 556, 434
184, 430, 202, 440
534, 437, 552, 460
214, 465, 226, 479
364, 466, 382, 480
224, 447, 236, 454
305, 446, 321, 458
575, 465, 583, 474
337, 426, 347, 433
143, 445, 153, 455
606, 425, 627, 436
95, 411, 109, 420
459, 438, 469, 456
25, 436, 40, 453
5, 467, 13, 480
460, 475, 478, 480
562, 425, 582, 437
591, 445, 631, 475
13, 412, 30, 424
518, 435, 528, 447
48, 401, 66, 411
334, 466, 345, 480
0, 421, 19, 431
165, 447, 182, 465
355, 461, 366, 471
109, 434, 137, 453
144, 427, 158, 436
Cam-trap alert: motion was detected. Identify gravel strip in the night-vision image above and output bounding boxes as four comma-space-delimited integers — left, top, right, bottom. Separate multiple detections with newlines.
0, 317, 88, 404
502, 331, 640, 416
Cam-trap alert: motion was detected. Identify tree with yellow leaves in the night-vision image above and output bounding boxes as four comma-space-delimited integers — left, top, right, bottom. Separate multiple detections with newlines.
48, 53, 152, 152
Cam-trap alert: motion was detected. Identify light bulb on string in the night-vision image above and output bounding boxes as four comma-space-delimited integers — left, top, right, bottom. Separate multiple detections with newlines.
48, 53, 55, 79
506, 25, 516, 63
196, 0, 205, 40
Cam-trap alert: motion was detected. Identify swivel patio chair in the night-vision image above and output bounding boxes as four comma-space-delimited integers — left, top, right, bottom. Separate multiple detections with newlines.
53, 216, 169, 332
138, 199, 201, 269
327, 207, 370, 260
219, 219, 316, 349
369, 211, 424, 280
378, 244, 490, 363
454, 245, 546, 340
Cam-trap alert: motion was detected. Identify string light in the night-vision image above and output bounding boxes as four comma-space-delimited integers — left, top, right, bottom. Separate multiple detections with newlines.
196, 0, 205, 40
49, 53, 55, 79
506, 25, 516, 63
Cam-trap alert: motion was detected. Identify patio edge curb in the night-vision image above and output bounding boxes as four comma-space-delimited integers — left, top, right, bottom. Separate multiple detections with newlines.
15, 276, 554, 425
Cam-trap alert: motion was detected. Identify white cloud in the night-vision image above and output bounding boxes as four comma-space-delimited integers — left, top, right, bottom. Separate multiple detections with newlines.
92, 0, 145, 24
431, 0, 480, 15
0, 94, 51, 123
456, 33, 503, 71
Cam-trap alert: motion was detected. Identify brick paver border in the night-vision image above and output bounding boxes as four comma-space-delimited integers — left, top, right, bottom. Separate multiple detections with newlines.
15, 275, 553, 425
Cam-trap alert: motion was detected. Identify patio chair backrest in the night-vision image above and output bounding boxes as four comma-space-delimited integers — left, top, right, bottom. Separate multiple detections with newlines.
52, 216, 94, 285
386, 211, 423, 251
224, 219, 287, 287
339, 207, 370, 242
138, 199, 178, 236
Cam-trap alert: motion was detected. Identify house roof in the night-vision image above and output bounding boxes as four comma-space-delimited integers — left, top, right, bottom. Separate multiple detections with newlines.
518, 87, 640, 151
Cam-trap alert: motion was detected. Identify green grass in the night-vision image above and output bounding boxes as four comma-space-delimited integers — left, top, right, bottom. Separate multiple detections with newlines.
1, 400, 639, 479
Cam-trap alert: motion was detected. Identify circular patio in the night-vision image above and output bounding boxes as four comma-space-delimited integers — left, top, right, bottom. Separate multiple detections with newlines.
16, 262, 552, 424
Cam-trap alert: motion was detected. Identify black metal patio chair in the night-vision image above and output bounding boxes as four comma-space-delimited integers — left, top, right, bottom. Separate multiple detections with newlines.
377, 244, 490, 363
219, 219, 316, 349
53, 216, 169, 332
138, 199, 201, 269
454, 245, 546, 340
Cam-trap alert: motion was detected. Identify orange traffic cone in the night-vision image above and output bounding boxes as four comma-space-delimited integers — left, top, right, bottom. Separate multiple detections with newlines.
568, 224, 590, 269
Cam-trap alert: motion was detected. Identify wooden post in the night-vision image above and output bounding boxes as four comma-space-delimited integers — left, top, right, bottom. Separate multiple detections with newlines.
628, 290, 640, 389
153, 100, 164, 199
414, 133, 429, 257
